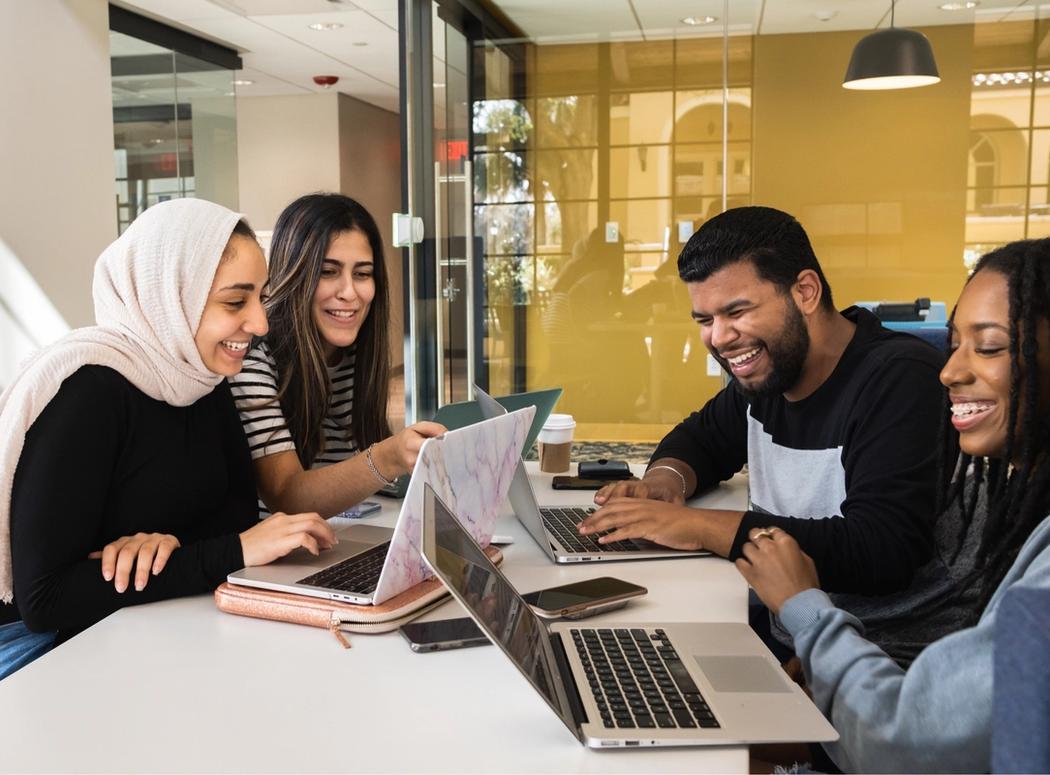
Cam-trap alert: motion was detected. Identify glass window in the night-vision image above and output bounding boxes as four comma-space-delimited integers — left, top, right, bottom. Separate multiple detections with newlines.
470, 13, 1048, 444
109, 31, 238, 233
609, 145, 671, 199
535, 95, 598, 148
609, 91, 673, 145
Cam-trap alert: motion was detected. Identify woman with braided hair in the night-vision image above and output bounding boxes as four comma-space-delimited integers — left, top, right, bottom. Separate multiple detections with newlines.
738, 238, 1050, 772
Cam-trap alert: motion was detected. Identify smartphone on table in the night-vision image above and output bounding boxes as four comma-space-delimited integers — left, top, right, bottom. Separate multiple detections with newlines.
400, 577, 648, 652
332, 501, 382, 519
399, 617, 489, 653
522, 576, 647, 619
551, 476, 606, 490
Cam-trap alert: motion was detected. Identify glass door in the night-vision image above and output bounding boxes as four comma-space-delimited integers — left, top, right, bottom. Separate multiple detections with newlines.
432, 13, 474, 407
401, 0, 516, 420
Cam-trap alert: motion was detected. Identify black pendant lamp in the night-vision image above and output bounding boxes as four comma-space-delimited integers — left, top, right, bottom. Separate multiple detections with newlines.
843, 0, 940, 90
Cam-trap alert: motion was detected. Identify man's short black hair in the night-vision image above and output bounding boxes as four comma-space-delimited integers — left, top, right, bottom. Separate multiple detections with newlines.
677, 206, 835, 311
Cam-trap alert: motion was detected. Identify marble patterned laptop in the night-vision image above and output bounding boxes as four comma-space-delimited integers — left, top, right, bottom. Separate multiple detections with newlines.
372, 405, 534, 603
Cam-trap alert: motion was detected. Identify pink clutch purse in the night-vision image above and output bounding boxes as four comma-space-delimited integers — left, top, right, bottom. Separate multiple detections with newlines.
214, 545, 503, 648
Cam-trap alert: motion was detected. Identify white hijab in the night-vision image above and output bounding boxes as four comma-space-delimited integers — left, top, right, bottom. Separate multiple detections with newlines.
0, 198, 245, 603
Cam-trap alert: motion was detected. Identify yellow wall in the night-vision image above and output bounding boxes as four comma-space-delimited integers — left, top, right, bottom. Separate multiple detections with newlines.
751, 25, 974, 311
477, 22, 1036, 442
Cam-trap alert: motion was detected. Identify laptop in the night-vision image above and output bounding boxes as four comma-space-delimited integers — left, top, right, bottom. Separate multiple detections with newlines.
474, 387, 707, 564
377, 387, 562, 498
226, 407, 534, 605
421, 484, 838, 748
433, 387, 562, 456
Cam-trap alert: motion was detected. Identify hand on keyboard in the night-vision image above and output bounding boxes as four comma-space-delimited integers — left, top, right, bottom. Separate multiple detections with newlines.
578, 499, 742, 556
239, 512, 338, 567
594, 465, 687, 507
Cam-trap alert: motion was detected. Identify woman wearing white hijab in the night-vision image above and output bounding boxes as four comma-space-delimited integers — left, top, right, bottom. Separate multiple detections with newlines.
0, 199, 336, 679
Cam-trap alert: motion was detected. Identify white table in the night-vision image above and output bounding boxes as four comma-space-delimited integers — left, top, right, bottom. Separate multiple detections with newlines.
0, 464, 750, 773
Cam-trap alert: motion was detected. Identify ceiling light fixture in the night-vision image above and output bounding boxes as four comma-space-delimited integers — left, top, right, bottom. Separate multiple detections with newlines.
233, 79, 254, 86
843, 0, 940, 90
308, 22, 344, 31
972, 70, 1050, 86
939, 1, 979, 10
313, 75, 339, 89
680, 16, 717, 26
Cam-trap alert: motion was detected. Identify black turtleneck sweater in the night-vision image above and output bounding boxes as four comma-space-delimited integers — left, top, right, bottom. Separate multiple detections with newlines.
2, 366, 257, 641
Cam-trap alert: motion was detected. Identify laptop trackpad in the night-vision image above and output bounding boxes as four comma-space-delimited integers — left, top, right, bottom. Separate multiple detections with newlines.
694, 656, 792, 693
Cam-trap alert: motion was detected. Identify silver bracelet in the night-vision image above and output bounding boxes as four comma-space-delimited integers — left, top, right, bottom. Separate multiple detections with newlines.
646, 464, 687, 496
365, 443, 395, 487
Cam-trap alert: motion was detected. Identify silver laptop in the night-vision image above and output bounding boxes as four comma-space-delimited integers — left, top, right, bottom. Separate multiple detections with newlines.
474, 387, 706, 564
421, 484, 838, 748
227, 408, 533, 605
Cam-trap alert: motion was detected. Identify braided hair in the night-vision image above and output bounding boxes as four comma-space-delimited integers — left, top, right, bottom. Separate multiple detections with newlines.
937, 238, 1050, 614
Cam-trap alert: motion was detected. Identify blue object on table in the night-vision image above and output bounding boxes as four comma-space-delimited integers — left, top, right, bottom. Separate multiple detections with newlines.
855, 299, 948, 352
993, 584, 1050, 773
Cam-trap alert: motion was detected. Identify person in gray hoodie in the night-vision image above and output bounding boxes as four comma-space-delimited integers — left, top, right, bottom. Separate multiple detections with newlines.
737, 237, 1050, 773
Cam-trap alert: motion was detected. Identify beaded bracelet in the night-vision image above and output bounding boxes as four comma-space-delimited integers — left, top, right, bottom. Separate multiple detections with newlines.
365, 443, 395, 487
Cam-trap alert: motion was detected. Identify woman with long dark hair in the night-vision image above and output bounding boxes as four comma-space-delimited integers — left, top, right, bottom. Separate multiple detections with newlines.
230, 193, 443, 517
738, 238, 1050, 772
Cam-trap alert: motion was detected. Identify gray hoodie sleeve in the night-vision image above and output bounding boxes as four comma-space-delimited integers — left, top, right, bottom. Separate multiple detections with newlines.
779, 519, 1050, 774
781, 589, 990, 772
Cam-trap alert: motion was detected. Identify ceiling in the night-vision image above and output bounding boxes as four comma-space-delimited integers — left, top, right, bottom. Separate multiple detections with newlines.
112, 0, 403, 110
111, 0, 1047, 113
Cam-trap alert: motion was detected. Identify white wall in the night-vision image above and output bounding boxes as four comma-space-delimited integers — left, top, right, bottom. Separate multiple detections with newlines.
0, 0, 116, 330
237, 92, 404, 369
236, 93, 342, 232
337, 94, 404, 371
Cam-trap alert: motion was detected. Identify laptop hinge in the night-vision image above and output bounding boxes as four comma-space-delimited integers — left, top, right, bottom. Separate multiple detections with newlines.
549, 632, 588, 728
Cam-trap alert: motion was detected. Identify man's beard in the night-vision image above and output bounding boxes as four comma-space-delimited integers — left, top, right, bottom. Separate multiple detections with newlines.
723, 301, 810, 399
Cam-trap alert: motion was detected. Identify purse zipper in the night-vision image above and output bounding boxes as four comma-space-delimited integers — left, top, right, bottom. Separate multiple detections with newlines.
328, 615, 352, 649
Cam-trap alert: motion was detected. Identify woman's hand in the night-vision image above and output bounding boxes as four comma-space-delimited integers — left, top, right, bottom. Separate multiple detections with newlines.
375, 422, 447, 478
734, 527, 819, 616
239, 512, 338, 567
88, 533, 181, 593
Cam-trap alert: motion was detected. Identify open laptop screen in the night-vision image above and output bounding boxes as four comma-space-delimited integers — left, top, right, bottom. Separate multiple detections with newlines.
422, 485, 579, 737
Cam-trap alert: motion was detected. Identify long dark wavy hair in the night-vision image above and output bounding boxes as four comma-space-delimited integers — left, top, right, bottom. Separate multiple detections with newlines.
938, 238, 1050, 614
265, 193, 391, 467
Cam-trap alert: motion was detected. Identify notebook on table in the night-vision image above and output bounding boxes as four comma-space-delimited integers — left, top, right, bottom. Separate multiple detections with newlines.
420, 483, 838, 748
226, 407, 533, 605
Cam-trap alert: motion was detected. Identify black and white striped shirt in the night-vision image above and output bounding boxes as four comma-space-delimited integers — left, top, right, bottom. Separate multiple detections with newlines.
229, 342, 357, 515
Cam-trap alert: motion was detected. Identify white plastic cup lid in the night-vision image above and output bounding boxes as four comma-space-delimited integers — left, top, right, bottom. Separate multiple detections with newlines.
542, 413, 576, 430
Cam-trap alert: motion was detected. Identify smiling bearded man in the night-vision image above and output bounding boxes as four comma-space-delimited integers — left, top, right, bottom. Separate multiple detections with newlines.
578, 206, 951, 668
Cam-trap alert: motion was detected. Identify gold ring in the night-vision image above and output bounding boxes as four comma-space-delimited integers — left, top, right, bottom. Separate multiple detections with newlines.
752, 528, 775, 540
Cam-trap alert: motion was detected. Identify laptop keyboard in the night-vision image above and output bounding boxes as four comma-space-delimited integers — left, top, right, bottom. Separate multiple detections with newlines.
296, 542, 389, 595
541, 507, 643, 554
571, 627, 720, 730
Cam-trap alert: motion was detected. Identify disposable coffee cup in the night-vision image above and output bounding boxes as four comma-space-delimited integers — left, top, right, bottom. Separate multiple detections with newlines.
538, 413, 575, 473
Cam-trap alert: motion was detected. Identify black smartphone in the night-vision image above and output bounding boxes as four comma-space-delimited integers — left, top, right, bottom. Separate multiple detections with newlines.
522, 576, 647, 619
577, 459, 633, 480
399, 617, 489, 653
376, 474, 410, 499
551, 475, 607, 490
